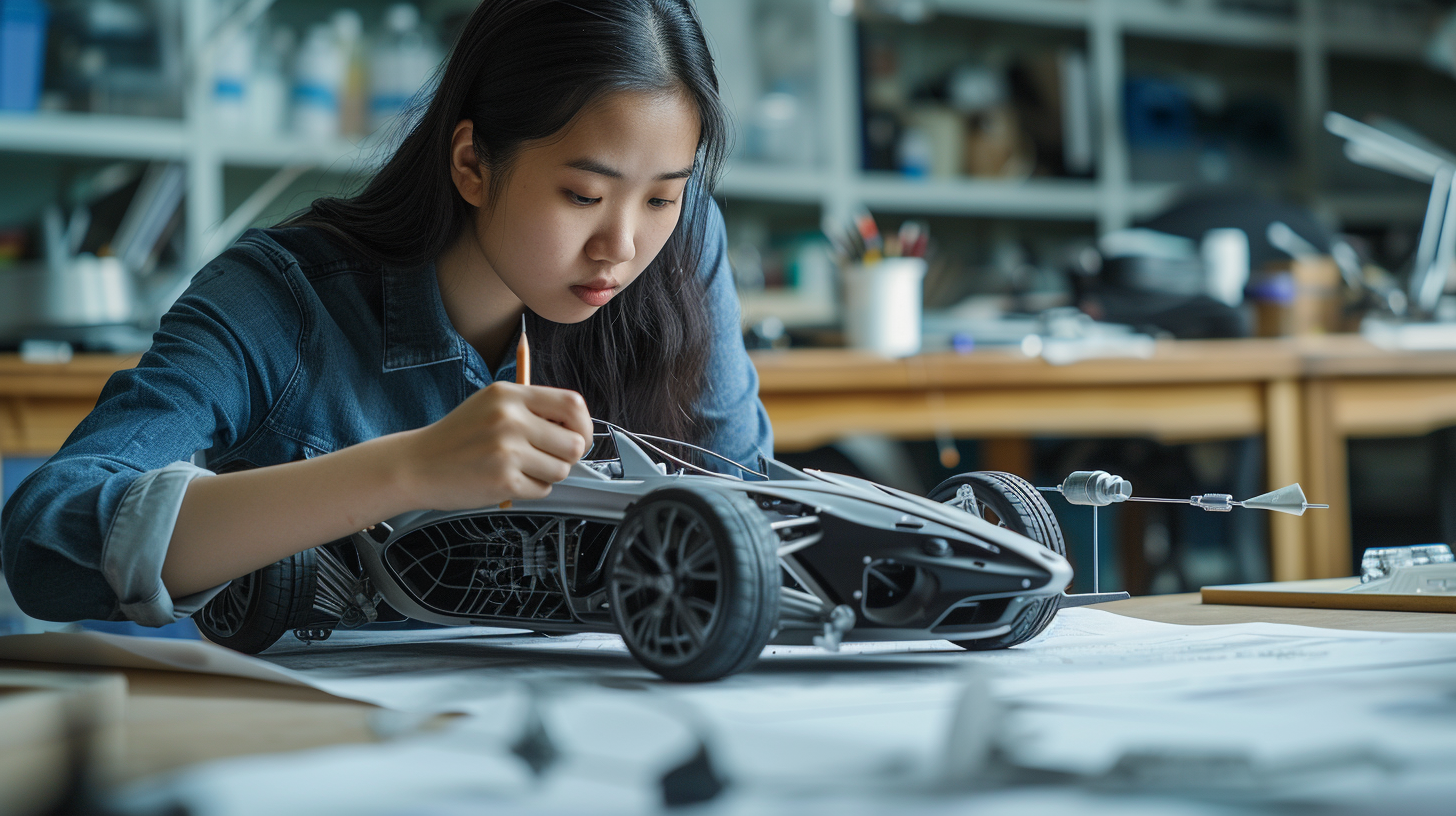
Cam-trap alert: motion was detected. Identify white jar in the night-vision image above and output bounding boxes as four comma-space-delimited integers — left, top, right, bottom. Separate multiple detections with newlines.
842, 257, 927, 358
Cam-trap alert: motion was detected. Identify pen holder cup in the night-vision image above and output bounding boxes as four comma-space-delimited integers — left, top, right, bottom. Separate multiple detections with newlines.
843, 257, 927, 358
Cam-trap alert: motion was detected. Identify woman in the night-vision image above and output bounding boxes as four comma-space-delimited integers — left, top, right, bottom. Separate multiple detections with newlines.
2, 0, 772, 628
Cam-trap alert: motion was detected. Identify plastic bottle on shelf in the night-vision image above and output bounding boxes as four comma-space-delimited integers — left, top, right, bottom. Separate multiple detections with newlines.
247, 26, 293, 137
369, 4, 442, 133
292, 23, 344, 139
211, 24, 254, 132
332, 9, 368, 138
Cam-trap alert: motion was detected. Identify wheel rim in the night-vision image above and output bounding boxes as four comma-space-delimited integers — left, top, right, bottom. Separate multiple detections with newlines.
610, 500, 723, 667
199, 572, 255, 638
949, 482, 1010, 530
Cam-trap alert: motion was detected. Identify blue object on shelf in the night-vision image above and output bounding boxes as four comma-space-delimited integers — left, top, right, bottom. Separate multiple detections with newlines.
1124, 77, 1194, 150
0, 0, 48, 112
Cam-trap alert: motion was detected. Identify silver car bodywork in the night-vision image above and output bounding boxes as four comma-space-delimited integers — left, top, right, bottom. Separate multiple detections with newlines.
349, 430, 1073, 649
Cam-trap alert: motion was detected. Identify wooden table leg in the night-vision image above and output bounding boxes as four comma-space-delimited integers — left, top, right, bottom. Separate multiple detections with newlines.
1303, 379, 1353, 578
1265, 378, 1306, 580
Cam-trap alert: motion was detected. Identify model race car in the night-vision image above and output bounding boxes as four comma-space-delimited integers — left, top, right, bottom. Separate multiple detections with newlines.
197, 422, 1074, 681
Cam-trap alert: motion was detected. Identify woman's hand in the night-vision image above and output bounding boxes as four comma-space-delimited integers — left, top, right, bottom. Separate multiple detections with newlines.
398, 382, 594, 511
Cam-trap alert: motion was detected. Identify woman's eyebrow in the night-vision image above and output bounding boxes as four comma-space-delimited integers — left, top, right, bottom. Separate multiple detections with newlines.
565, 158, 694, 181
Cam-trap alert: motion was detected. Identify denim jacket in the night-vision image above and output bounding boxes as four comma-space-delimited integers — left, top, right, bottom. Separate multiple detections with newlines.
1, 203, 772, 625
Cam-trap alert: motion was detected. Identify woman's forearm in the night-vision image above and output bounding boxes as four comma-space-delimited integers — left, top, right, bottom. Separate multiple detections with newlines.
159, 382, 592, 598
161, 431, 418, 597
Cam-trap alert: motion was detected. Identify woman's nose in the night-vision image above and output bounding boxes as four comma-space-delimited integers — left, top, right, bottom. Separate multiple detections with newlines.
586, 212, 636, 265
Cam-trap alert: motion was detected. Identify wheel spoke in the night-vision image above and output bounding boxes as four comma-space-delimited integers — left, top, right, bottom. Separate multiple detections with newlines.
683, 566, 719, 582
641, 511, 669, 569
616, 548, 655, 580
681, 535, 717, 573
204, 574, 255, 637
612, 571, 653, 600
683, 595, 716, 617
672, 596, 707, 649
622, 540, 662, 578
663, 607, 683, 658
626, 598, 667, 648
674, 517, 701, 566
657, 507, 679, 561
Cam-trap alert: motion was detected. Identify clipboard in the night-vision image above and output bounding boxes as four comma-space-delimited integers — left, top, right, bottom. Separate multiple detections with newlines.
1201, 577, 1456, 613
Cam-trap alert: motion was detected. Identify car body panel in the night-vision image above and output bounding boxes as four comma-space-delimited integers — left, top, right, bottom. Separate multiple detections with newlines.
347, 432, 1073, 649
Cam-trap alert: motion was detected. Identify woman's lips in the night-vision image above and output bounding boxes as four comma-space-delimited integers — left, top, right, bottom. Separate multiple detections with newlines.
571, 283, 617, 307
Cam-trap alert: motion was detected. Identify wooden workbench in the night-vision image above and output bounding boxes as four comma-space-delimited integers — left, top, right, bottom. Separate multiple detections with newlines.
752, 336, 1456, 582
5, 336, 1456, 581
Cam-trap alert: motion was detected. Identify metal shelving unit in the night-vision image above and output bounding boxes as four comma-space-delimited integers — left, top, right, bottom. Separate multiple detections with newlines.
0, 0, 1442, 271
711, 0, 1436, 232
0, 0, 379, 270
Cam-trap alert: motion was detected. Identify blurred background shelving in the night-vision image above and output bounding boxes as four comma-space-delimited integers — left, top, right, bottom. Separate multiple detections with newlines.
4, 0, 1452, 294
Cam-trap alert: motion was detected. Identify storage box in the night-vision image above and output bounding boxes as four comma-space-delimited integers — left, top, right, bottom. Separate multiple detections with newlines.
0, 0, 48, 112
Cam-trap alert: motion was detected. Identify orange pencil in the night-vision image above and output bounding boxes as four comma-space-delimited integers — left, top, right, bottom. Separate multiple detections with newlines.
502, 314, 529, 510
516, 313, 530, 385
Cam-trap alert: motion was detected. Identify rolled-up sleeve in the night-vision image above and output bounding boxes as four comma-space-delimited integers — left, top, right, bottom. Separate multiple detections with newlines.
1, 235, 301, 624
696, 201, 774, 472
101, 461, 218, 625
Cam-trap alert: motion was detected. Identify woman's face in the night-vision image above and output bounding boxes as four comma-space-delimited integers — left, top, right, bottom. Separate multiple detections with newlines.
468, 90, 702, 324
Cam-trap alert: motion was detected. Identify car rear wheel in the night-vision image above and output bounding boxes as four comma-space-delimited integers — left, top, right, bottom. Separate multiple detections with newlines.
196, 550, 318, 654
927, 471, 1065, 651
607, 486, 779, 682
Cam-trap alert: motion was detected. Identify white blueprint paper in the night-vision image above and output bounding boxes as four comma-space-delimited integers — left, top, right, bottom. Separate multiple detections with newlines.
5, 610, 1455, 814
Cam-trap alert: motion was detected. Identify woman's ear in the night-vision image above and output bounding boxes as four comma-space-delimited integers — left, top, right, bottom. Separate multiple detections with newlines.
449, 120, 488, 207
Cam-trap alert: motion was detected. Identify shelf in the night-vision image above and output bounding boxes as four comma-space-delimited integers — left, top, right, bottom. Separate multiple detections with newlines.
738, 289, 836, 328
931, 0, 1089, 29
0, 111, 187, 160
717, 163, 829, 203
929, 0, 1427, 62
0, 110, 365, 171
1320, 190, 1430, 225
856, 174, 1099, 217
1120, 6, 1298, 49
1324, 28, 1428, 63
213, 133, 373, 172
852, 175, 1179, 220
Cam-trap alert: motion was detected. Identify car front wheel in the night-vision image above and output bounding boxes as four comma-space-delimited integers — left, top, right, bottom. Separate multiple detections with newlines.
607, 485, 779, 682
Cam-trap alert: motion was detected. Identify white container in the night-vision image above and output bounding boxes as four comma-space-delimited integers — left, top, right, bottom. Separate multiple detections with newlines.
369, 4, 443, 132
210, 24, 254, 132
248, 27, 294, 137
843, 257, 927, 357
292, 23, 345, 139
1202, 227, 1250, 307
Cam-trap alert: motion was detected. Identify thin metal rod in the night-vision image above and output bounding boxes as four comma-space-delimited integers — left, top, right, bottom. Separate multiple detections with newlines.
592, 419, 767, 480
1092, 504, 1099, 594
1125, 496, 1195, 504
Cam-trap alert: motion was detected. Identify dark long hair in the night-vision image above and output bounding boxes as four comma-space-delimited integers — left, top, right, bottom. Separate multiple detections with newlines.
285, 0, 727, 444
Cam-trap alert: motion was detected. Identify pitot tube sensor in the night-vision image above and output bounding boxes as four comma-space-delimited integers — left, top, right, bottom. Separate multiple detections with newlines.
1039, 471, 1328, 596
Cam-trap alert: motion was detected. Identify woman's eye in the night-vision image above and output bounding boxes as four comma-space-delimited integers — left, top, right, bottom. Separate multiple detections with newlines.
649, 198, 675, 209
567, 191, 601, 206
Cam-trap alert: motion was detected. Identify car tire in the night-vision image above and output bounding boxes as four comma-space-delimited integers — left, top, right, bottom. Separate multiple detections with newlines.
608, 485, 780, 682
927, 471, 1065, 651
195, 549, 319, 654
